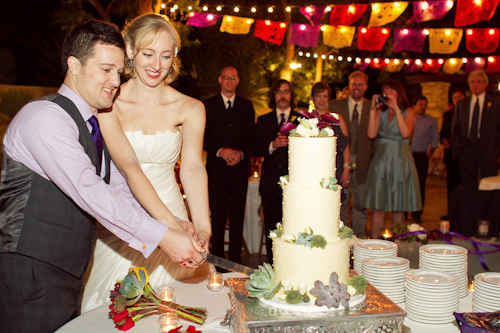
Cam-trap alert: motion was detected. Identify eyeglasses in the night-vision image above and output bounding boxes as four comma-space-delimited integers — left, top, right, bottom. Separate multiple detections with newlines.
221, 75, 238, 80
276, 89, 291, 95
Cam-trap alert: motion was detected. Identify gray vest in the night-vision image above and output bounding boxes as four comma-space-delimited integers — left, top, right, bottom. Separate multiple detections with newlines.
0, 93, 111, 277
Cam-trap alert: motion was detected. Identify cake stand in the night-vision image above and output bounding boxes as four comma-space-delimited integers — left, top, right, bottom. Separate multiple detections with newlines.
227, 271, 409, 333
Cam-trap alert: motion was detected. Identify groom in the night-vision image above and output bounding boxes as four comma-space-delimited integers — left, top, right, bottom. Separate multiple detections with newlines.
0, 21, 203, 333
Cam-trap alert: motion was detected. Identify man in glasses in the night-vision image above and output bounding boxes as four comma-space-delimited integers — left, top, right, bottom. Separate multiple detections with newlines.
252, 79, 299, 263
203, 66, 255, 267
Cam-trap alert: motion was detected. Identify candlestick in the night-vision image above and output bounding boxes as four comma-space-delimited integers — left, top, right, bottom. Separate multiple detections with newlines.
206, 272, 224, 292
253, 171, 259, 178
439, 220, 450, 234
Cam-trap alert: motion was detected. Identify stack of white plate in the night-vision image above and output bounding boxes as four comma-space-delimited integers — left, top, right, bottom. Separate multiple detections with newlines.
419, 244, 469, 298
405, 269, 460, 324
473, 272, 500, 312
362, 257, 409, 303
353, 239, 398, 274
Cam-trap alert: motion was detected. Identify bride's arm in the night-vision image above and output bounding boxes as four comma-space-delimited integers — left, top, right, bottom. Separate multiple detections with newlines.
179, 98, 212, 252
98, 109, 186, 232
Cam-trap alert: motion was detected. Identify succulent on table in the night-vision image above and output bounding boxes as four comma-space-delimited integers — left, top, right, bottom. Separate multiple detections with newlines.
309, 272, 350, 308
246, 263, 281, 300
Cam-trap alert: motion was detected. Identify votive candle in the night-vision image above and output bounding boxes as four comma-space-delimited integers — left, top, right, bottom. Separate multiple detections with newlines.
158, 286, 176, 303
158, 313, 179, 333
206, 272, 224, 292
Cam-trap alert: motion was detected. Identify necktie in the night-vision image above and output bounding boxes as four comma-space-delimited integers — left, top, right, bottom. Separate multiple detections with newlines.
469, 99, 480, 143
279, 112, 286, 127
227, 100, 232, 109
88, 115, 103, 167
351, 104, 359, 154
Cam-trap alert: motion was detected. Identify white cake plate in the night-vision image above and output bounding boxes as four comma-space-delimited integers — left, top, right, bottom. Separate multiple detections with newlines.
258, 292, 366, 313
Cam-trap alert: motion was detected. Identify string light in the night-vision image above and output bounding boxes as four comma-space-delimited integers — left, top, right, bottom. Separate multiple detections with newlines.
202, 6, 208, 11
415, 59, 422, 65
313, 53, 318, 58
446, 0, 454, 8
445, 29, 451, 35
488, 56, 495, 62
475, 57, 482, 63
489, 29, 496, 35
421, 1, 429, 10
173, 4, 178, 9
384, 58, 390, 64
321, 54, 326, 59
462, 58, 468, 63
405, 59, 410, 64
188, 6, 192, 11
234, 6, 239, 13
251, 7, 256, 13
161, 3, 166, 9
374, 58, 380, 63
347, 57, 352, 62
306, 52, 311, 57
348, 5, 356, 13
305, 6, 313, 13
286, 6, 291, 12
424, 29, 430, 35
170, 7, 175, 12
268, 6, 273, 13
329, 55, 334, 60
365, 58, 371, 63
361, 28, 367, 34
438, 59, 444, 64
382, 28, 389, 35
321, 26, 327, 31
298, 51, 304, 56
338, 56, 343, 61
326, 6, 332, 12
265, 20, 271, 25
467, 29, 473, 35
216, 5, 222, 11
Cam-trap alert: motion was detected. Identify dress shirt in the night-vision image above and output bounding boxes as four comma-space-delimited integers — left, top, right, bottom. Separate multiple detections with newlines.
348, 96, 363, 124
220, 93, 235, 109
410, 113, 439, 153
468, 92, 486, 139
268, 107, 291, 154
2, 84, 169, 258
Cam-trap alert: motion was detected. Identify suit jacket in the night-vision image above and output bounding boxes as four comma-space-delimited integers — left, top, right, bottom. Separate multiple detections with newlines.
440, 108, 454, 164
452, 94, 500, 164
203, 94, 255, 179
328, 97, 374, 184
252, 109, 299, 194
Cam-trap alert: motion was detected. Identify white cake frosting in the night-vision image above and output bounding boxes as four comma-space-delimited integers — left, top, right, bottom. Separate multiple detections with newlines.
272, 136, 349, 303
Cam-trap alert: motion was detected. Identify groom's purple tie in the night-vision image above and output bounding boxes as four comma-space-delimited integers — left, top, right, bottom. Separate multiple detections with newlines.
88, 115, 103, 167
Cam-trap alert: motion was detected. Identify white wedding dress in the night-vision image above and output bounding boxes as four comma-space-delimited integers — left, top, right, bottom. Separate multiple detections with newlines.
81, 131, 211, 313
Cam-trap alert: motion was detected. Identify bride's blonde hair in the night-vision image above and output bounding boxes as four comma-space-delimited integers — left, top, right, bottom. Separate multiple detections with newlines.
122, 14, 181, 85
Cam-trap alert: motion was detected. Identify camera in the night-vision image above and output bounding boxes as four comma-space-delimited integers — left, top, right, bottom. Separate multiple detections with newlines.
376, 95, 389, 105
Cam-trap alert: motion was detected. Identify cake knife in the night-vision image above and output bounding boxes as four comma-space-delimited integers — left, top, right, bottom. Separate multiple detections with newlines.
201, 252, 255, 276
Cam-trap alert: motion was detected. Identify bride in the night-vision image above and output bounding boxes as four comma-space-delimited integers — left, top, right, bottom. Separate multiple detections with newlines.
82, 14, 212, 313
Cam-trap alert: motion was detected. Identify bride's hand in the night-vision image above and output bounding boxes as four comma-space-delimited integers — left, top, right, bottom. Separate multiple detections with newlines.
196, 228, 211, 253
178, 220, 198, 241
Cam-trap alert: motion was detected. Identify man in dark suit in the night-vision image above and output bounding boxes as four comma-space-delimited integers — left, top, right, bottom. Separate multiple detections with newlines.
328, 71, 374, 237
453, 70, 500, 189
0, 22, 202, 333
252, 79, 298, 262
203, 66, 255, 266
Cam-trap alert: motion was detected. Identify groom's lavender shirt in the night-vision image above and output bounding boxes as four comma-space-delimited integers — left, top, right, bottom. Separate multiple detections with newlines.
2, 84, 168, 258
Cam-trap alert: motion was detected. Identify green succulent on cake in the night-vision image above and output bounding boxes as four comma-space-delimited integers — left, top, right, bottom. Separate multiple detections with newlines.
310, 235, 327, 248
347, 275, 368, 295
310, 272, 350, 308
320, 177, 339, 191
338, 225, 354, 239
246, 263, 281, 300
285, 290, 310, 304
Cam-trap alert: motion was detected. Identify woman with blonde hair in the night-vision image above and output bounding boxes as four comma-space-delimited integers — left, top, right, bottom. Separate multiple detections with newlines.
82, 14, 211, 312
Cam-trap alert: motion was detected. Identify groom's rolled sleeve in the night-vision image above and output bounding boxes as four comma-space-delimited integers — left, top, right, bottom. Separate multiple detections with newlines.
3, 94, 169, 259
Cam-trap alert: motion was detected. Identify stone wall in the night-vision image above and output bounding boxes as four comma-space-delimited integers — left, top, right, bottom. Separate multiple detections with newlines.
420, 81, 450, 130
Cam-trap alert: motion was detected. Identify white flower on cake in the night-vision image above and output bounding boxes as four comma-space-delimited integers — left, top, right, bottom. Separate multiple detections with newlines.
339, 221, 344, 228
276, 222, 283, 230
276, 289, 287, 300
282, 280, 293, 291
282, 233, 295, 243
296, 118, 320, 137
408, 223, 427, 240
269, 231, 277, 239
305, 226, 313, 235
278, 110, 340, 138
347, 285, 357, 297
298, 283, 307, 295
323, 127, 334, 137
278, 175, 289, 188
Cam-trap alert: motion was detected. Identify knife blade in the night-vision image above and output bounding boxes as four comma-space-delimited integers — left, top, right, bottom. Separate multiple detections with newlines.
202, 252, 255, 276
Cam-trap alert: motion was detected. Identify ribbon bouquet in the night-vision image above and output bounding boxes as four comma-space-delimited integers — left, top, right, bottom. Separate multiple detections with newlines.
109, 267, 207, 331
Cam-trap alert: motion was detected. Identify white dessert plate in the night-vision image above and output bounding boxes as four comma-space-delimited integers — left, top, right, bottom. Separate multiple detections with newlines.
419, 256, 468, 264
362, 257, 409, 268
474, 272, 500, 286
406, 312, 456, 324
419, 244, 468, 256
406, 269, 460, 285
405, 296, 458, 309
405, 290, 459, 304
259, 292, 366, 313
473, 286, 500, 297
405, 301, 459, 314
363, 266, 409, 274
355, 240, 398, 251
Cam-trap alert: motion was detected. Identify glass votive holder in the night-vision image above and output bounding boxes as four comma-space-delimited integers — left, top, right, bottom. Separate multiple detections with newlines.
158, 313, 179, 333
381, 228, 393, 240
206, 272, 224, 292
477, 220, 490, 238
439, 220, 450, 234
158, 286, 176, 303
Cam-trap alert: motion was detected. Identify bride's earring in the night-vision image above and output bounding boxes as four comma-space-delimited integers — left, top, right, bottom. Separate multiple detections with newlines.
127, 59, 135, 69
168, 68, 172, 75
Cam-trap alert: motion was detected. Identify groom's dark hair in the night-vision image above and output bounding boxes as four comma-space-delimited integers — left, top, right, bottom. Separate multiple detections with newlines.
61, 21, 126, 75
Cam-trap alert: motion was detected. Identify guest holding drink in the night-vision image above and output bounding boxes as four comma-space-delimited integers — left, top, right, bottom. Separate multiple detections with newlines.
310, 82, 350, 223
363, 80, 421, 239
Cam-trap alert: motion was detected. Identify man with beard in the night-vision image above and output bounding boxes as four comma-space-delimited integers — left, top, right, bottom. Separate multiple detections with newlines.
252, 79, 298, 262
328, 71, 374, 237
0, 21, 202, 333
203, 66, 255, 266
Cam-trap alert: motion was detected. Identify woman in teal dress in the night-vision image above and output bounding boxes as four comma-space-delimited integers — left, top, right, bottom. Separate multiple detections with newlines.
363, 79, 421, 239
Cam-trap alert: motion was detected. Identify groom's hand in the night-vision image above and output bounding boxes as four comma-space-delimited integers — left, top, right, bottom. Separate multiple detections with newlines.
158, 228, 204, 266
